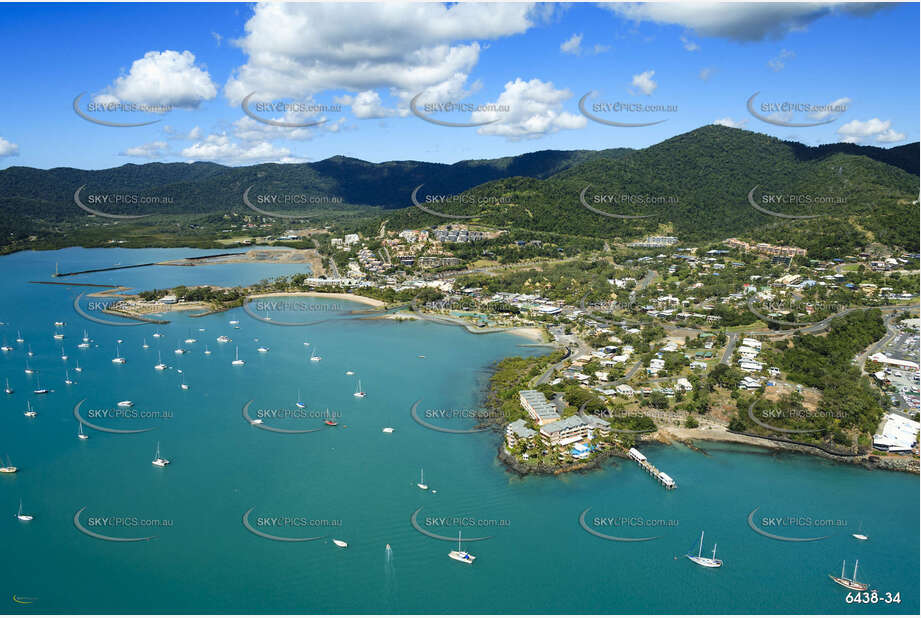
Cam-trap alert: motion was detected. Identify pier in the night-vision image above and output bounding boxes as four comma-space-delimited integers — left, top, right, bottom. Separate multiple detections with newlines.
50, 252, 247, 278
628, 447, 677, 489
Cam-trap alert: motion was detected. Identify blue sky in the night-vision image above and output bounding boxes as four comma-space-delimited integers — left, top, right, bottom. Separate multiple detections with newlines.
0, 2, 917, 170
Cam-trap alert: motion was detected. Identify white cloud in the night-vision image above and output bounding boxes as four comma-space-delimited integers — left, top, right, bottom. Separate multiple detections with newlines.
809, 97, 850, 121
713, 117, 748, 129
472, 78, 586, 139
768, 48, 795, 72
680, 35, 700, 51
212, 32, 223, 46
698, 67, 714, 81
601, 3, 889, 42
0, 136, 19, 157
180, 132, 301, 165
631, 70, 657, 96
561, 33, 583, 54
102, 50, 218, 108
120, 141, 168, 158
224, 2, 537, 107
837, 118, 905, 144
336, 90, 396, 119
593, 44, 611, 54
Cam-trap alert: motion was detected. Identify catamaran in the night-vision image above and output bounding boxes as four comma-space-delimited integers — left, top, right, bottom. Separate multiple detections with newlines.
852, 522, 868, 541
16, 499, 33, 522
0, 455, 17, 474
111, 342, 126, 364
77, 421, 89, 440
154, 351, 166, 371
829, 560, 868, 591
152, 441, 170, 467
184, 330, 197, 344
231, 346, 245, 366
687, 531, 722, 568
417, 468, 428, 490
24, 401, 37, 417
295, 390, 305, 409
310, 348, 322, 362
448, 531, 475, 564
174, 343, 187, 355
4, 378, 13, 394
353, 379, 366, 398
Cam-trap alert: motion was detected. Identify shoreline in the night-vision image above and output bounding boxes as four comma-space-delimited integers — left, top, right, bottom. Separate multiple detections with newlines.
246, 291, 386, 308
379, 310, 548, 342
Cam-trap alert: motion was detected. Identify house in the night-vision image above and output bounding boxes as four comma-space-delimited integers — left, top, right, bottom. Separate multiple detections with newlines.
737, 345, 760, 359
616, 384, 635, 397
675, 377, 693, 392
739, 359, 763, 373
741, 338, 762, 350
873, 414, 920, 452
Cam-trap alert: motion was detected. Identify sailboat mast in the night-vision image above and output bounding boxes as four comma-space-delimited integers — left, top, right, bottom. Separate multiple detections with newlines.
853, 560, 859, 581
712, 543, 717, 560
698, 531, 704, 557
457, 530, 462, 552
841, 560, 845, 579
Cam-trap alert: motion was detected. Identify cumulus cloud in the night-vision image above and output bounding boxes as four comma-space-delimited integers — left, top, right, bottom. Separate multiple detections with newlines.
120, 141, 168, 158
472, 78, 586, 139
768, 48, 795, 71
631, 70, 657, 96
713, 117, 747, 128
100, 50, 218, 108
180, 132, 303, 165
602, 2, 889, 41
561, 33, 583, 54
837, 118, 905, 144
680, 34, 700, 51
335, 90, 396, 119
0, 136, 19, 157
224, 2, 537, 107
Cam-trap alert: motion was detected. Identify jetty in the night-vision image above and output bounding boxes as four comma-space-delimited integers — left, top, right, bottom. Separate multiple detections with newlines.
628, 447, 677, 489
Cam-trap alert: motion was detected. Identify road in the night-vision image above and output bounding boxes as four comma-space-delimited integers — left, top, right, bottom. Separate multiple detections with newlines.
720, 332, 739, 365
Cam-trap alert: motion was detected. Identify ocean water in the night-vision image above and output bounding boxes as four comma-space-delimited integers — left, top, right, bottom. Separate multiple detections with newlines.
0, 248, 918, 614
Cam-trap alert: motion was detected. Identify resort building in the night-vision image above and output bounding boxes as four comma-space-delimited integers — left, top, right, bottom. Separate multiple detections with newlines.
518, 390, 561, 425
539, 415, 591, 446
506, 419, 537, 449
873, 414, 920, 453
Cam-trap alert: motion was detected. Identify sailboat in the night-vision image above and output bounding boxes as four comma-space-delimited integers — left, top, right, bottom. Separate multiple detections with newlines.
82, 330, 89, 343
174, 341, 186, 355
204, 344, 211, 355
448, 530, 475, 564
295, 390, 305, 409
179, 369, 189, 390
111, 341, 126, 364
0, 338, 12, 352
184, 329, 197, 344
15, 330, 24, 343
152, 441, 170, 467
231, 346, 245, 366
310, 348, 322, 362
24, 401, 37, 417
4, 378, 13, 394
852, 522, 869, 541
117, 400, 133, 407
64, 370, 74, 385
27, 345, 34, 357
257, 345, 269, 353
77, 421, 89, 440
417, 468, 428, 490
60, 345, 68, 360
829, 560, 868, 591
16, 499, 33, 522
353, 379, 366, 398
24, 359, 34, 374
152, 331, 162, 338
0, 455, 17, 474
687, 531, 722, 568
33, 376, 49, 394
216, 335, 230, 343
154, 351, 166, 371
53, 330, 64, 340
74, 360, 82, 373
142, 338, 149, 349
324, 408, 338, 426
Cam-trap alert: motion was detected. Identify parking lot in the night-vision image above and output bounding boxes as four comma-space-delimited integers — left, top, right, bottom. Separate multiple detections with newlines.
881, 327, 920, 417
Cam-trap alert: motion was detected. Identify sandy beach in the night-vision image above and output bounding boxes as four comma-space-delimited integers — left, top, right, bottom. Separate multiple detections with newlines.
247, 291, 386, 307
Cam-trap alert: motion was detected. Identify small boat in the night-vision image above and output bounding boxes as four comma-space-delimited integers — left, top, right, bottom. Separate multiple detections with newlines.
303, 342, 310, 346
687, 531, 722, 568
382, 427, 394, 433
154, 351, 166, 371
33, 377, 49, 395
152, 332, 162, 338
257, 346, 269, 353
324, 408, 337, 426
174, 346, 186, 355
0, 455, 18, 474
117, 400, 133, 407
27, 345, 34, 357
448, 531, 475, 564
77, 421, 89, 440
179, 373, 190, 390
64, 370, 74, 385
151, 441, 170, 467
4, 378, 13, 394
229, 320, 239, 325
111, 342, 126, 364
60, 345, 68, 360
24, 359, 34, 374
345, 370, 354, 375
231, 346, 245, 366
82, 330, 89, 343
852, 522, 868, 541
16, 499, 33, 522
15, 330, 24, 343
24, 401, 37, 417
74, 361, 82, 373
204, 344, 211, 355
53, 332, 64, 340
829, 560, 868, 591
417, 468, 428, 490
310, 349, 322, 362
217, 335, 230, 343
77, 341, 90, 349
142, 338, 149, 349
418, 355, 426, 358
385, 543, 391, 550
295, 390, 305, 409
332, 539, 348, 548
0, 340, 12, 352
353, 380, 366, 398
184, 330, 197, 344
250, 419, 263, 425
54, 321, 65, 327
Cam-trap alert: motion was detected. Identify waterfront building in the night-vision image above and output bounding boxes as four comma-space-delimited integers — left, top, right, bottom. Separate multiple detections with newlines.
518, 390, 560, 425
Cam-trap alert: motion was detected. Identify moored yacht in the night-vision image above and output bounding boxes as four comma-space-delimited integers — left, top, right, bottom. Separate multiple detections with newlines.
117, 400, 133, 407
448, 531, 475, 564
24, 401, 37, 417
16, 499, 33, 522
231, 346, 245, 366
77, 421, 89, 440
417, 468, 428, 490
829, 560, 868, 591
111, 342, 126, 364
353, 379, 366, 398
4, 378, 13, 394
154, 351, 166, 371
687, 531, 722, 568
216, 335, 230, 343
151, 441, 170, 467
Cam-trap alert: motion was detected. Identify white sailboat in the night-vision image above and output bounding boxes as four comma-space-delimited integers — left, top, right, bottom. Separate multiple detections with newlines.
4, 378, 13, 394
16, 499, 33, 522
111, 341, 126, 364
231, 346, 245, 366
60, 345, 68, 360
417, 468, 428, 490
82, 330, 89, 343
310, 348, 322, 362
33, 376, 49, 394
184, 330, 197, 344
53, 331, 64, 340
27, 345, 34, 357
829, 559, 868, 591
154, 351, 166, 371
295, 389, 305, 409
16, 330, 24, 343
217, 335, 230, 343
24, 401, 37, 417
74, 360, 82, 373
852, 522, 868, 541
204, 344, 211, 355
0, 455, 17, 474
142, 338, 149, 349
687, 531, 722, 568
152, 441, 170, 467
152, 331, 162, 338
117, 400, 133, 407
174, 342, 186, 355
24, 359, 34, 374
0, 338, 12, 352
179, 369, 189, 390
64, 370, 74, 385
77, 421, 89, 440
382, 427, 394, 433
353, 379, 366, 398
448, 530, 475, 564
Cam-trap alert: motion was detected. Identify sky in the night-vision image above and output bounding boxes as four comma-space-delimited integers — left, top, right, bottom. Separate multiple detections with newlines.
0, 1, 918, 170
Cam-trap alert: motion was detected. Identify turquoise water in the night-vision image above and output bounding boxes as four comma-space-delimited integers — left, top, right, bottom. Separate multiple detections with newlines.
0, 249, 918, 614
